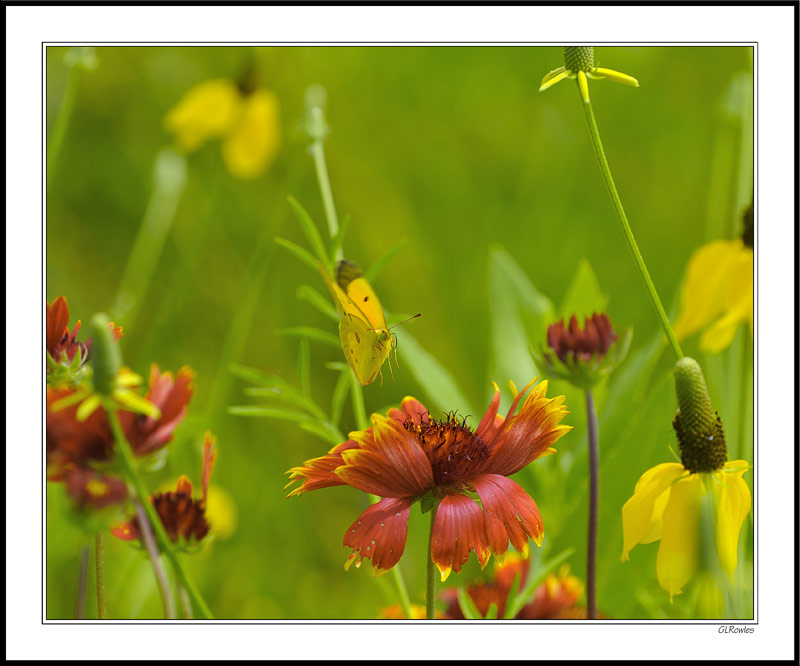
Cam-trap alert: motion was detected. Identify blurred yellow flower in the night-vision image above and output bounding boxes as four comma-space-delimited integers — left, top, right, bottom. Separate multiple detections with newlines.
673, 238, 753, 354
165, 78, 281, 180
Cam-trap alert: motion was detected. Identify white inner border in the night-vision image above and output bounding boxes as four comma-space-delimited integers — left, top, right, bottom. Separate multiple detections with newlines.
8, 3, 795, 661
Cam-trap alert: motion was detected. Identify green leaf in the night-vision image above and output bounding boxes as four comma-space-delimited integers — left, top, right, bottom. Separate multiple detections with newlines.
298, 339, 311, 399
297, 285, 338, 321
483, 603, 499, 620
487, 244, 556, 392
456, 586, 481, 620
502, 571, 522, 620
226, 406, 312, 423
364, 238, 408, 282
298, 420, 345, 445
243, 387, 326, 421
395, 329, 473, 416
278, 327, 340, 347
505, 547, 574, 619
274, 237, 319, 272
287, 196, 330, 270
559, 257, 609, 321
329, 366, 352, 429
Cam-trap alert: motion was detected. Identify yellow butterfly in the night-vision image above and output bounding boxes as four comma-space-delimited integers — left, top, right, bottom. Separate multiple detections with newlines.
321, 259, 396, 386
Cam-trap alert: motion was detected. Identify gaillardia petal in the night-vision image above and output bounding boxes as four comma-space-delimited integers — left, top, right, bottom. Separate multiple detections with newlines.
344, 497, 411, 575
430, 493, 491, 582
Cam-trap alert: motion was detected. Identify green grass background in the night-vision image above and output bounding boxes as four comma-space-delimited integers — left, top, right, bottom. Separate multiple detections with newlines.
46, 45, 754, 620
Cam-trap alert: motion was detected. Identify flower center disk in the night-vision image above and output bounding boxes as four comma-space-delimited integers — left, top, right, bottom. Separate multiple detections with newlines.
404, 414, 489, 488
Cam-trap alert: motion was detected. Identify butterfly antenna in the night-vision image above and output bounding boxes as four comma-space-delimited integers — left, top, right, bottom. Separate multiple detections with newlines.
389, 313, 422, 330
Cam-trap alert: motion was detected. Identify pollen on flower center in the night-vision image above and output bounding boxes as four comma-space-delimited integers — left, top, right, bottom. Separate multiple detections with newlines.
404, 414, 489, 487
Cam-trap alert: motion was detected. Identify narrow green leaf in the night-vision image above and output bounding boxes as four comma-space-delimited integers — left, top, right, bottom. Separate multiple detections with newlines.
483, 603, 499, 620
502, 571, 522, 620
274, 237, 319, 272
244, 387, 326, 422
364, 238, 408, 282
457, 586, 481, 620
505, 548, 574, 619
228, 362, 278, 388
227, 406, 312, 423
559, 257, 609, 321
278, 327, 340, 347
287, 196, 330, 269
395, 330, 473, 416
298, 420, 345, 445
297, 284, 338, 321
487, 244, 555, 393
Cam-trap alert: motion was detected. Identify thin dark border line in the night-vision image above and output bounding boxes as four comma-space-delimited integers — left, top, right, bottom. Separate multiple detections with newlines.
42, 41, 762, 626
14, 0, 800, 6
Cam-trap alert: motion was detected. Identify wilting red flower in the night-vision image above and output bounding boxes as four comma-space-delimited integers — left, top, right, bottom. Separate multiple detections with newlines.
286, 380, 571, 580
46, 296, 123, 365
118, 365, 195, 456
547, 313, 616, 364
440, 554, 583, 619
46, 364, 195, 474
64, 465, 128, 510
113, 432, 217, 544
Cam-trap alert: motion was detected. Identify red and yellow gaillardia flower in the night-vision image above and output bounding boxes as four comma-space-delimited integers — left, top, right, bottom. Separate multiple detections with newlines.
286, 380, 571, 581
113, 432, 217, 546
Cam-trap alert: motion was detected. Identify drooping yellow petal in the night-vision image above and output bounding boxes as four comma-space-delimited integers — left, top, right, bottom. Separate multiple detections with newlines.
539, 66, 571, 92
164, 79, 241, 153
640, 487, 671, 544
699, 247, 753, 353
657, 474, 704, 600
577, 70, 590, 104
673, 240, 745, 341
75, 393, 101, 421
594, 67, 639, 87
711, 463, 751, 574
221, 89, 281, 180
621, 462, 686, 561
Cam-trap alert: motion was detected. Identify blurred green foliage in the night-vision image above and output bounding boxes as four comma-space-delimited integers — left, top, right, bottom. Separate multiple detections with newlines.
46, 45, 753, 620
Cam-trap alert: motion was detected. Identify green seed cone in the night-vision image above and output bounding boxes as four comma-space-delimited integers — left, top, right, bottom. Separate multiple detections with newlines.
563, 46, 595, 72
672, 357, 727, 473
89, 313, 121, 397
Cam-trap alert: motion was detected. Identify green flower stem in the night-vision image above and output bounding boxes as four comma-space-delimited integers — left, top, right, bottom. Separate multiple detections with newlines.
105, 406, 214, 619
585, 389, 599, 620
75, 543, 89, 619
47, 64, 81, 190
177, 585, 193, 619
95, 532, 106, 619
133, 497, 176, 619
581, 97, 683, 360
426, 506, 438, 620
309, 129, 341, 255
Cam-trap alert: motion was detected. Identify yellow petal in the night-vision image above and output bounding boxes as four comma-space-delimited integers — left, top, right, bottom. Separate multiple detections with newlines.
539, 66, 571, 92
657, 474, 704, 600
673, 240, 745, 341
594, 67, 639, 87
699, 247, 753, 353
75, 393, 101, 421
164, 79, 241, 153
621, 463, 686, 561
712, 464, 751, 574
221, 89, 281, 180
577, 70, 590, 104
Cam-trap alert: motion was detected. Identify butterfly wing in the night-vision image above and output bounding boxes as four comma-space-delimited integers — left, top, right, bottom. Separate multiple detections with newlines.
339, 314, 392, 386
336, 260, 388, 330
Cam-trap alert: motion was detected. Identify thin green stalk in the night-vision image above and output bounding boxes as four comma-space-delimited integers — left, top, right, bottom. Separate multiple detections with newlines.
581, 97, 683, 360
106, 406, 214, 619
95, 532, 106, 619
177, 585, 193, 620
47, 64, 81, 190
585, 389, 599, 620
737, 326, 752, 461
309, 136, 340, 251
426, 507, 438, 620
75, 543, 89, 619
110, 148, 187, 329
133, 498, 176, 619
